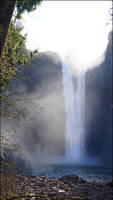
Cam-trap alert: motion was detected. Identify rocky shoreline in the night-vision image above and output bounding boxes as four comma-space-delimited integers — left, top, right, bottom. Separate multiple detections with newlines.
10, 174, 113, 200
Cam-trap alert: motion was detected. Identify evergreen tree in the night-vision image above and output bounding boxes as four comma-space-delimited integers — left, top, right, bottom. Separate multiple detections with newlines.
0, 0, 42, 57
0, 20, 37, 93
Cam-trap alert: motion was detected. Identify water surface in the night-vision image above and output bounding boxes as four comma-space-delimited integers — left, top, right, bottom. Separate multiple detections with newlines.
27, 165, 112, 183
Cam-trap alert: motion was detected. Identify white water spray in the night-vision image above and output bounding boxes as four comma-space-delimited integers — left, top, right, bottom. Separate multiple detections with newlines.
62, 59, 85, 162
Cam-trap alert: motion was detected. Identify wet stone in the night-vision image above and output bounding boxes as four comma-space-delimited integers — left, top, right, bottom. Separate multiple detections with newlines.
13, 174, 113, 200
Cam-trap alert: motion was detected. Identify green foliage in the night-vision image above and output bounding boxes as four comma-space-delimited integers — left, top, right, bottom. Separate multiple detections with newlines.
16, 0, 42, 19
0, 2, 41, 199
0, 0, 42, 92
0, 21, 38, 92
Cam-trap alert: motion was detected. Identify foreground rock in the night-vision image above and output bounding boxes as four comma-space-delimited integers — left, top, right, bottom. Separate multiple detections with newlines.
10, 174, 113, 200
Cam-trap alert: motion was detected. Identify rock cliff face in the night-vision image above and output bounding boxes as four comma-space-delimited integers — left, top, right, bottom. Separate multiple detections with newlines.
8, 51, 65, 162
84, 32, 112, 164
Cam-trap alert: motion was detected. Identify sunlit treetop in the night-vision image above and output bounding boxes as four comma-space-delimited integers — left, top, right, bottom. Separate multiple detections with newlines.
16, 0, 43, 19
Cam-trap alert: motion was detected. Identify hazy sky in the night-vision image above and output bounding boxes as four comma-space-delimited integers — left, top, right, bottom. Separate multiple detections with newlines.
21, 1, 112, 71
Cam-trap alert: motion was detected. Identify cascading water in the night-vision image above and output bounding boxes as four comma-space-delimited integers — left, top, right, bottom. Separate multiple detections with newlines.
62, 59, 85, 162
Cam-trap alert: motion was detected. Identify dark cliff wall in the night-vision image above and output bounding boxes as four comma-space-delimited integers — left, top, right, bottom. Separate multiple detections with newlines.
8, 51, 65, 161
84, 32, 112, 164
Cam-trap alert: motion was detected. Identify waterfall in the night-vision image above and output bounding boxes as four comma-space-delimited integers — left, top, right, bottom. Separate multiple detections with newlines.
62, 59, 85, 162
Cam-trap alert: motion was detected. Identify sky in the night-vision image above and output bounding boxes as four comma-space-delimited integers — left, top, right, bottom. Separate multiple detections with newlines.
21, 1, 112, 72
